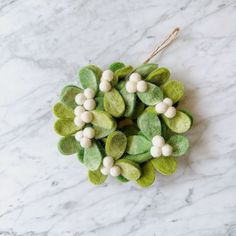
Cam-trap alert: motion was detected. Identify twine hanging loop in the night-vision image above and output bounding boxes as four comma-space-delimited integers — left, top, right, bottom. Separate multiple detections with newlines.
144, 27, 180, 64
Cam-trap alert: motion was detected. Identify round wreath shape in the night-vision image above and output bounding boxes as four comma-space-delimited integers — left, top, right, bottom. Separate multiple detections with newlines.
53, 62, 193, 187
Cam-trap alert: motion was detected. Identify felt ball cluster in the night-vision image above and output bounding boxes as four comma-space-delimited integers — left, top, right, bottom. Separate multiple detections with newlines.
125, 72, 148, 93
74, 88, 96, 126
75, 127, 95, 148
150, 135, 173, 158
155, 97, 176, 119
99, 70, 114, 92
100, 156, 121, 177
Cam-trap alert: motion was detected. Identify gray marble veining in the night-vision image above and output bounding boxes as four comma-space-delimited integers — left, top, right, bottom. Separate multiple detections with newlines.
0, 0, 236, 235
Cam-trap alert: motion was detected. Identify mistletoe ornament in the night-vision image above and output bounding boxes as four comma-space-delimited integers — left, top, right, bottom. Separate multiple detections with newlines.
53, 28, 193, 187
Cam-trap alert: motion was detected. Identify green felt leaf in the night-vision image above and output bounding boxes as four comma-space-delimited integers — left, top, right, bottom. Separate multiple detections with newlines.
84, 142, 103, 171
136, 161, 155, 187
179, 109, 194, 127
146, 67, 170, 86
91, 110, 115, 129
130, 100, 145, 119
105, 131, 127, 160
60, 85, 82, 109
78, 67, 98, 92
93, 123, 117, 139
119, 84, 136, 117
161, 80, 184, 103
88, 168, 107, 185
115, 65, 133, 80
86, 64, 102, 78
120, 124, 140, 136
53, 102, 75, 119
118, 119, 140, 136
151, 156, 177, 176
134, 63, 158, 78
137, 82, 163, 105
115, 159, 141, 180
54, 119, 82, 136
95, 97, 104, 111
104, 88, 125, 117
109, 62, 125, 72
162, 111, 191, 133
116, 175, 129, 183
123, 152, 152, 164
77, 149, 84, 163
58, 136, 82, 155
126, 135, 152, 155
137, 110, 162, 140
167, 135, 189, 157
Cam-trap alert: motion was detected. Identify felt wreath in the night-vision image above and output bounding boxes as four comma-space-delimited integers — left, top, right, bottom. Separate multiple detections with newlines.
53, 61, 193, 187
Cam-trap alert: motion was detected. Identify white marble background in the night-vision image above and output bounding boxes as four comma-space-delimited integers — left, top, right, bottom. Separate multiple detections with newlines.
0, 0, 236, 235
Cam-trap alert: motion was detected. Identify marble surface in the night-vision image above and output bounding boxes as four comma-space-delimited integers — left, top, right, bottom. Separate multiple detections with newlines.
0, 0, 236, 235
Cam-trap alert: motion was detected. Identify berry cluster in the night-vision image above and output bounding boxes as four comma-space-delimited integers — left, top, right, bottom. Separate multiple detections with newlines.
150, 135, 173, 158
100, 156, 121, 177
74, 88, 96, 126
155, 97, 176, 118
125, 72, 148, 93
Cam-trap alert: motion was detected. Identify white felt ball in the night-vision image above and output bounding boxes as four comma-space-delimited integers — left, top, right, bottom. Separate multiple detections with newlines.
83, 99, 96, 111
137, 80, 148, 93
74, 106, 85, 116
99, 81, 111, 92
102, 70, 114, 82
162, 144, 173, 156
163, 97, 173, 107
152, 135, 165, 147
74, 117, 85, 127
100, 166, 109, 175
75, 93, 86, 105
129, 72, 141, 82
80, 137, 92, 149
164, 107, 176, 118
83, 127, 95, 139
125, 81, 137, 93
102, 156, 114, 169
155, 102, 168, 114
81, 111, 93, 123
150, 146, 162, 158
75, 131, 83, 141
110, 166, 121, 177
84, 88, 95, 99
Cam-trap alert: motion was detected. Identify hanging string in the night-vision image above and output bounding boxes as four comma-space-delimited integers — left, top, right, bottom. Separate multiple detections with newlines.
143, 27, 180, 64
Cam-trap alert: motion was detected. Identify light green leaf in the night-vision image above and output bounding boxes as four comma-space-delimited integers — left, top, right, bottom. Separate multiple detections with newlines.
105, 131, 127, 160
109, 62, 125, 72
54, 119, 83, 136
88, 168, 107, 185
134, 63, 158, 78
162, 111, 191, 133
91, 110, 115, 129
53, 102, 75, 119
137, 110, 162, 140
161, 80, 184, 103
58, 136, 82, 155
115, 159, 141, 180
167, 135, 189, 157
104, 88, 125, 117
84, 142, 103, 171
136, 161, 155, 187
123, 152, 152, 164
151, 156, 177, 175
60, 85, 82, 109
126, 135, 151, 155
146, 67, 170, 86
78, 67, 98, 92
137, 82, 163, 105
